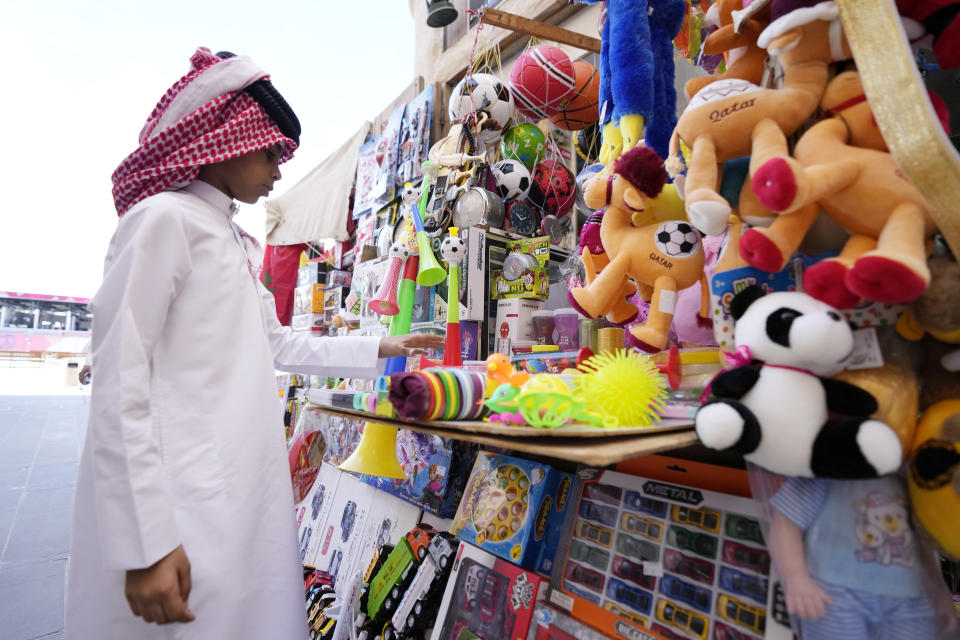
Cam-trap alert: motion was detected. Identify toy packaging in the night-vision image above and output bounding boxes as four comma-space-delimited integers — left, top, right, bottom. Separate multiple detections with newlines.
451, 451, 574, 575
547, 466, 792, 640
360, 430, 479, 518
294, 283, 343, 315
429, 541, 549, 640
396, 85, 433, 187
525, 602, 616, 640
296, 461, 344, 566
494, 298, 546, 356
493, 236, 551, 300
460, 225, 512, 322
297, 263, 352, 288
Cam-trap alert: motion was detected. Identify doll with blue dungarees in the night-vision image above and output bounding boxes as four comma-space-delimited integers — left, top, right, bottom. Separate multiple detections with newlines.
768, 475, 937, 639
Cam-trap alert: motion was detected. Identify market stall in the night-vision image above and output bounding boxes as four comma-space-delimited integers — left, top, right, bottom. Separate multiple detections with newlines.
274, 1, 960, 639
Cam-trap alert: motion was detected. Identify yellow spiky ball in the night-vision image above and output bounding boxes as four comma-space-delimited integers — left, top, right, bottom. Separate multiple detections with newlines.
576, 349, 667, 427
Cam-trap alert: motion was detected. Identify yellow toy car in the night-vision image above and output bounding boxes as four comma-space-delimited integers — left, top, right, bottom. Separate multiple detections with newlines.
620, 512, 664, 542
575, 519, 614, 548
655, 599, 709, 639
671, 505, 721, 533
718, 594, 766, 634
604, 602, 648, 627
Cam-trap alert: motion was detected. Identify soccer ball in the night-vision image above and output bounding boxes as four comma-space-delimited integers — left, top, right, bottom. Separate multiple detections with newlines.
491, 160, 532, 201
448, 72, 515, 135
440, 235, 466, 262
655, 222, 700, 258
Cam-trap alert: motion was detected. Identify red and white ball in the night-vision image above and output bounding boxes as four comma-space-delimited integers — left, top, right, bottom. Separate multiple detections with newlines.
509, 45, 576, 120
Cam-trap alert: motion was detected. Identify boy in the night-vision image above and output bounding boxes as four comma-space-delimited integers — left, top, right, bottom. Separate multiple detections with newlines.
65, 48, 441, 639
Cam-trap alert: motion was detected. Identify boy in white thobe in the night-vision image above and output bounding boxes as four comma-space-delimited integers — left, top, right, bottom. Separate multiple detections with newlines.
65, 48, 441, 640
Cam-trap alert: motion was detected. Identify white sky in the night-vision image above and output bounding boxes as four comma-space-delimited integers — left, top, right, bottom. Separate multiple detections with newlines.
0, 0, 416, 298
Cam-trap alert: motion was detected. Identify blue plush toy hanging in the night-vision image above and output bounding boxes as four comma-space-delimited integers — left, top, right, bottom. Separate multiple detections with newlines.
591, 0, 686, 163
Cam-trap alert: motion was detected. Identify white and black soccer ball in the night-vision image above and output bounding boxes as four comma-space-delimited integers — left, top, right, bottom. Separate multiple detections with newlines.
491, 160, 531, 201
448, 73, 515, 134
655, 221, 700, 258
388, 242, 411, 260
440, 235, 466, 262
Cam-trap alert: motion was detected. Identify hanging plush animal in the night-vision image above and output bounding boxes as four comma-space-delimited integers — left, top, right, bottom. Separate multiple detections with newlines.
593, 0, 686, 163
695, 286, 903, 477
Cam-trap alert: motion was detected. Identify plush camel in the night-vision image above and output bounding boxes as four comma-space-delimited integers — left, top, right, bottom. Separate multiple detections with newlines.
569, 146, 709, 352
743, 71, 938, 307
666, 0, 851, 237
683, 0, 771, 101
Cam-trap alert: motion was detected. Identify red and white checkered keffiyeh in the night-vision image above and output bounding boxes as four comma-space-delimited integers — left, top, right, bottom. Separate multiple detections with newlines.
111, 47, 297, 216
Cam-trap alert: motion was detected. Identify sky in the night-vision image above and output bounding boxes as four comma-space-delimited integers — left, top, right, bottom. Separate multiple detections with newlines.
0, 1, 417, 298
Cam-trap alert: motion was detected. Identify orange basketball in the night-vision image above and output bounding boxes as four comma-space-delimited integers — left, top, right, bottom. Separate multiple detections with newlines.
550, 61, 600, 131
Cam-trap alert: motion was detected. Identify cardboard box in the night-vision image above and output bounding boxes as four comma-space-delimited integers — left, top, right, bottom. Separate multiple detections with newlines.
525, 602, 615, 640
451, 452, 574, 575
492, 236, 550, 300
298, 263, 353, 288
294, 283, 343, 315
546, 466, 792, 640
459, 226, 512, 322
430, 541, 549, 640
494, 298, 545, 356
296, 461, 343, 565
291, 311, 337, 333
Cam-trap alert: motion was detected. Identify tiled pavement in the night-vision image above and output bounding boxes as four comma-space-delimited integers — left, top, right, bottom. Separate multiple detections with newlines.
0, 394, 88, 640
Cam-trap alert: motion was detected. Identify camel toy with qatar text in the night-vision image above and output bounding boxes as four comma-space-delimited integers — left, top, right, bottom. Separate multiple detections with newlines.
741, 71, 941, 307
665, 0, 852, 237
569, 146, 710, 353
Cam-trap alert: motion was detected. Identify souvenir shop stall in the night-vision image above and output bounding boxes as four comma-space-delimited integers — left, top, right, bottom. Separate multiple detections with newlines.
273, 1, 960, 638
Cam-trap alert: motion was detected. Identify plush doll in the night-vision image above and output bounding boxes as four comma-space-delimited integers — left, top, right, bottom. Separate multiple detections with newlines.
766, 473, 940, 639
593, 0, 686, 163
569, 146, 710, 352
743, 71, 940, 307
696, 285, 903, 477
909, 399, 960, 560
897, 0, 960, 69
683, 0, 772, 100
666, 0, 851, 237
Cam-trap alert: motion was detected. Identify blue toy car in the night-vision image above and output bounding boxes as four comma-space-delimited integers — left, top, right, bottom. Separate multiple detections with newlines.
310, 483, 326, 520
623, 491, 667, 517
327, 548, 343, 579
341, 500, 357, 542
606, 578, 653, 614
299, 526, 312, 561
578, 499, 618, 527
719, 566, 769, 605
659, 574, 712, 613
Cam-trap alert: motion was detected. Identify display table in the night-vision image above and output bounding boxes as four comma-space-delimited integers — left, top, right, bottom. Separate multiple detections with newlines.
306, 392, 698, 466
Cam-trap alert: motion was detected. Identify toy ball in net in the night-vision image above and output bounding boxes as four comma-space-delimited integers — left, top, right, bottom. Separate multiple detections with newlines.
577, 349, 667, 427
528, 160, 576, 218
550, 61, 600, 131
575, 123, 602, 162
500, 124, 547, 171
509, 45, 576, 120
575, 162, 604, 216
491, 160, 532, 202
448, 72, 515, 133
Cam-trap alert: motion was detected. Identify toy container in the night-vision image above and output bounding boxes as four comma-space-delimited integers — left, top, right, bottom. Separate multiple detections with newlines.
430, 541, 548, 640
552, 309, 579, 351
532, 310, 557, 345
451, 452, 574, 575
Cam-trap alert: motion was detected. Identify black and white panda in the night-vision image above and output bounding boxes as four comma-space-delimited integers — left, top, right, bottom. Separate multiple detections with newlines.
695, 286, 903, 478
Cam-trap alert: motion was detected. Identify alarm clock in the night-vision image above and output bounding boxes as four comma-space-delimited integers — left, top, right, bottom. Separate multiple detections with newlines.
507, 201, 539, 236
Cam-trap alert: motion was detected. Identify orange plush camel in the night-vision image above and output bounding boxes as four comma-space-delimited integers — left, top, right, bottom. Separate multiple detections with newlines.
683, 0, 771, 101
569, 146, 709, 352
666, 0, 851, 237
743, 71, 940, 307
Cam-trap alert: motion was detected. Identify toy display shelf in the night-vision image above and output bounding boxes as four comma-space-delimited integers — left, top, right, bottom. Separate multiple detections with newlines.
305, 399, 698, 467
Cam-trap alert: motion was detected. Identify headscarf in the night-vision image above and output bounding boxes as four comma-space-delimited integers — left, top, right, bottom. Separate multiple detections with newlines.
111, 47, 299, 215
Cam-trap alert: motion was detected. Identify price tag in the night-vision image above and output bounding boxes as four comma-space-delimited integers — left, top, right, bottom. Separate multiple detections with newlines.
845, 327, 884, 370
642, 562, 664, 577
548, 588, 575, 611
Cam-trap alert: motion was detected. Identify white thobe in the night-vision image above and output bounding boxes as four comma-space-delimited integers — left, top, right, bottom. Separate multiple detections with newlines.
66, 181, 382, 640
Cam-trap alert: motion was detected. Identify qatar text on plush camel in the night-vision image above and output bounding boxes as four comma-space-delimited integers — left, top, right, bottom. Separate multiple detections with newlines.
666, 1, 851, 237
742, 71, 938, 307
569, 147, 709, 352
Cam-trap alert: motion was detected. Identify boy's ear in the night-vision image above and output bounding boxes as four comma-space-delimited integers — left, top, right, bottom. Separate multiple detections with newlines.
731, 285, 766, 321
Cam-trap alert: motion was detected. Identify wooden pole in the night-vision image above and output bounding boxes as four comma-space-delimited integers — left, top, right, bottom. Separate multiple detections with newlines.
480, 7, 602, 54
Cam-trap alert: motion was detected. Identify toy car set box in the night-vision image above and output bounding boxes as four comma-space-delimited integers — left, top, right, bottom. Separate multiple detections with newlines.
429, 540, 548, 640
525, 602, 617, 640
451, 451, 574, 575
294, 283, 343, 316
547, 464, 791, 640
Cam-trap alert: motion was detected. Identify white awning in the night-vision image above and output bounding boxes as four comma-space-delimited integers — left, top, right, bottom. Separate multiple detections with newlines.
264, 121, 372, 245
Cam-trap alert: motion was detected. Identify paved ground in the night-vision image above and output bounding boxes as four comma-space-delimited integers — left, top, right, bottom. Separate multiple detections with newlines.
0, 394, 88, 640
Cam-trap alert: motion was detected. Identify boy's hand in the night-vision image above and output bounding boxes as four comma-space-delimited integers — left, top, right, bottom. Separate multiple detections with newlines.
378, 334, 445, 358
125, 545, 195, 625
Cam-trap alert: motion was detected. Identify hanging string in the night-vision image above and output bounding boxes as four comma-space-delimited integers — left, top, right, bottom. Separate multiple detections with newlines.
464, 8, 487, 148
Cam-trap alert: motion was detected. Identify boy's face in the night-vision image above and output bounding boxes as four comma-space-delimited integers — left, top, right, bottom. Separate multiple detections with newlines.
198, 144, 284, 204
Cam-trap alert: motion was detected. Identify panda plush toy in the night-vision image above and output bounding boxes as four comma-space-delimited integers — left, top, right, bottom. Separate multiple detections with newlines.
696, 286, 903, 478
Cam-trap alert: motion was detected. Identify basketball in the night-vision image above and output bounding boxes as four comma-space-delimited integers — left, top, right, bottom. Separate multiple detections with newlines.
528, 160, 575, 218
509, 45, 576, 120
550, 61, 600, 131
